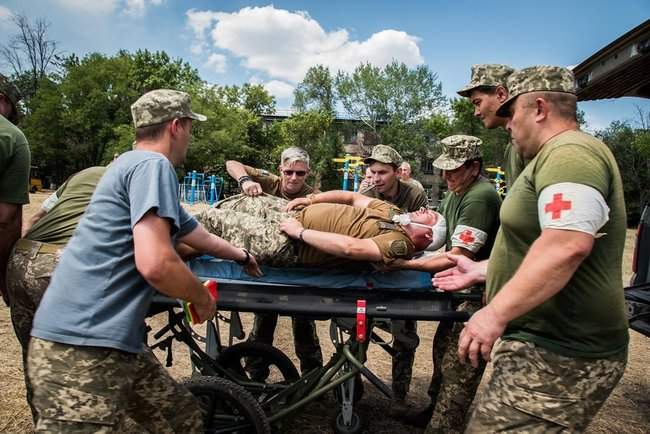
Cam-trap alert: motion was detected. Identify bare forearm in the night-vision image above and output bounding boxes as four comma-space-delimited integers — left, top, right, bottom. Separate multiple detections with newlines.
225, 160, 249, 181
310, 190, 356, 205
489, 231, 592, 324
22, 209, 46, 236
300, 229, 380, 261
145, 252, 209, 305
399, 254, 455, 272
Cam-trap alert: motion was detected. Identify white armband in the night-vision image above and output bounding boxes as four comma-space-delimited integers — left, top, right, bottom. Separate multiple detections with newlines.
41, 192, 59, 212
450, 224, 488, 253
538, 182, 609, 236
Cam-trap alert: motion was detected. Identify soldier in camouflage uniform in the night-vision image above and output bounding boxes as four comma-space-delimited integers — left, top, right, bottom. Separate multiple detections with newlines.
452, 67, 628, 433
358, 145, 429, 415
458, 64, 527, 191
28, 89, 261, 433
396, 136, 501, 433
225, 148, 322, 376
6, 166, 106, 422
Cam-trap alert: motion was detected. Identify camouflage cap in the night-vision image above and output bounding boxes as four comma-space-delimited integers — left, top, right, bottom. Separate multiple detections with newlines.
0, 73, 22, 108
457, 64, 515, 97
433, 135, 482, 171
364, 144, 403, 167
131, 89, 207, 128
496, 66, 576, 117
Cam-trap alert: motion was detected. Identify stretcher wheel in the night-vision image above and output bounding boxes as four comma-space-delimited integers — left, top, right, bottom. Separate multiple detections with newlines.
218, 341, 300, 384
332, 411, 363, 434
181, 375, 270, 434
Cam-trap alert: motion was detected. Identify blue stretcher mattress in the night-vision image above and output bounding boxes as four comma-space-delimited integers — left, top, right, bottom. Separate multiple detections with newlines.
188, 256, 433, 290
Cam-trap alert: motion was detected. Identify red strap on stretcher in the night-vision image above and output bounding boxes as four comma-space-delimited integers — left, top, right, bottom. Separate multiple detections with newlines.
356, 299, 367, 342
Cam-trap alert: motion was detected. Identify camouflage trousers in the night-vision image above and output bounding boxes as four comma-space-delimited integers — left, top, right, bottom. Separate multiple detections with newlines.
248, 313, 323, 376
391, 319, 419, 402
424, 299, 485, 434
28, 337, 203, 433
465, 339, 627, 434
6, 240, 62, 422
196, 194, 299, 267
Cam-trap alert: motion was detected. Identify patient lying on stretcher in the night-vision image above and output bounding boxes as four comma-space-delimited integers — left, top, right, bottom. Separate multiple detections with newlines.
195, 192, 446, 270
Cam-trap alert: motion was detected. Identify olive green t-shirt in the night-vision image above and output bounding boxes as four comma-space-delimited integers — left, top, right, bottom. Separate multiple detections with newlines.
244, 165, 315, 200
27, 166, 107, 245
361, 179, 428, 212
438, 176, 501, 261
297, 200, 414, 267
487, 130, 629, 358
503, 143, 527, 191
0, 115, 31, 204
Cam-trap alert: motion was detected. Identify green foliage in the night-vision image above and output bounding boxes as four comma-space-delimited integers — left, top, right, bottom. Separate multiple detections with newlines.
596, 120, 650, 224
293, 65, 335, 114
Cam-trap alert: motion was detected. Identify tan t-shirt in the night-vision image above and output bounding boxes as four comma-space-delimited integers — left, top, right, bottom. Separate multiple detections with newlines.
361, 179, 427, 212
245, 165, 315, 200
296, 199, 414, 267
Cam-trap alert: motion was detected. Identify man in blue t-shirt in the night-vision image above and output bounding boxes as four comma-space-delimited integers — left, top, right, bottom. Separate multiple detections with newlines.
28, 89, 261, 433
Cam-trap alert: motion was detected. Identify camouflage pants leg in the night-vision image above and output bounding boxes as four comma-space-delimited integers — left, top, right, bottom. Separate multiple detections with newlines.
6, 246, 61, 423
196, 208, 298, 267
292, 317, 323, 373
214, 193, 289, 220
425, 300, 485, 434
28, 338, 202, 433
391, 319, 419, 401
465, 340, 627, 434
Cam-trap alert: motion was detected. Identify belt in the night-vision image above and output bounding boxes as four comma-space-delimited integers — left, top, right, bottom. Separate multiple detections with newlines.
14, 238, 62, 255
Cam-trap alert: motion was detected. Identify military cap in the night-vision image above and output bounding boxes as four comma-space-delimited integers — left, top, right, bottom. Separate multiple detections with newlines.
457, 64, 515, 97
496, 66, 576, 117
364, 144, 403, 167
433, 135, 482, 171
131, 89, 207, 128
0, 74, 22, 108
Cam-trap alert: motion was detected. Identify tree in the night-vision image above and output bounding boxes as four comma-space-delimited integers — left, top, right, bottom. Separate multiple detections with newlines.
0, 13, 61, 101
293, 65, 335, 114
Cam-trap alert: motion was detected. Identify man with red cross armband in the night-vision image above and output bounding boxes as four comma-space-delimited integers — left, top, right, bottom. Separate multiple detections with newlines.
457, 66, 628, 433
397, 135, 501, 434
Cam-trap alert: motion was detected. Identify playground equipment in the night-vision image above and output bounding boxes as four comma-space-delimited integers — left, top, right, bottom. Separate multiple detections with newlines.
332, 155, 364, 191
486, 166, 507, 198
180, 171, 225, 205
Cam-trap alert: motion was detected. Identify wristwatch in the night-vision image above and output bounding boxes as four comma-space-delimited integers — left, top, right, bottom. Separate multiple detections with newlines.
235, 248, 251, 266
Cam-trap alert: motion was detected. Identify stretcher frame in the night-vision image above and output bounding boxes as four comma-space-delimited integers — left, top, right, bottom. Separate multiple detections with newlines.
147, 276, 480, 434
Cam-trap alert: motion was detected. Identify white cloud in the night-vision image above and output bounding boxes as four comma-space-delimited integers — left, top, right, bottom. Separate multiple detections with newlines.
124, 0, 164, 17
263, 80, 295, 100
0, 5, 13, 23
204, 53, 227, 74
186, 9, 221, 55
55, 0, 119, 15
187, 5, 424, 83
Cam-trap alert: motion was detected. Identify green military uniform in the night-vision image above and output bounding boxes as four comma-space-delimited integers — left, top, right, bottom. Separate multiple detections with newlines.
6, 166, 106, 422
236, 164, 319, 375
243, 165, 315, 200
503, 143, 526, 192
404, 177, 424, 191
468, 67, 628, 433
422, 136, 501, 434
0, 115, 30, 205
361, 144, 427, 406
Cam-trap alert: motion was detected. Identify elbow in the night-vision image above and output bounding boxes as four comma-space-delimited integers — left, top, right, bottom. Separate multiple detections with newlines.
340, 242, 357, 258
136, 252, 175, 286
566, 236, 594, 262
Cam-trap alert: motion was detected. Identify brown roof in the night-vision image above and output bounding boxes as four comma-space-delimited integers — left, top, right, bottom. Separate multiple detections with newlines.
573, 20, 650, 101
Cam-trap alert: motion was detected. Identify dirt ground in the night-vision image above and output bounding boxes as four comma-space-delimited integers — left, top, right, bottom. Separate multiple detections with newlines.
0, 191, 648, 433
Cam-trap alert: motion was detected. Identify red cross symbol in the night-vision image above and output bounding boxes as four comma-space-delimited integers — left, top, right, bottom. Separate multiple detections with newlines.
459, 230, 475, 244
545, 193, 572, 219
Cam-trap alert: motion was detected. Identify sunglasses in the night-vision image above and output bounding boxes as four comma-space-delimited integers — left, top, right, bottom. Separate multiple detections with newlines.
282, 170, 307, 177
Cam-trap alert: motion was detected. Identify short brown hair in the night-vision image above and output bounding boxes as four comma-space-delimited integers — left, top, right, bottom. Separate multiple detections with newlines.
135, 117, 191, 141
541, 92, 577, 121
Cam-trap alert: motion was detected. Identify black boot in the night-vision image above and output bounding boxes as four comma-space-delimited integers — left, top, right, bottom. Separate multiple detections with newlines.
400, 402, 434, 428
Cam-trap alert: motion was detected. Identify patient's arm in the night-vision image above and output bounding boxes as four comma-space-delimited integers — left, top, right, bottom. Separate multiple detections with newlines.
391, 246, 474, 273
285, 190, 373, 211
280, 217, 382, 261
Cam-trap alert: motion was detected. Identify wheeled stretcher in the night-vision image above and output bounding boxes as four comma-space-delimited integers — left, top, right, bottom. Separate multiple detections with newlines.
147, 258, 479, 434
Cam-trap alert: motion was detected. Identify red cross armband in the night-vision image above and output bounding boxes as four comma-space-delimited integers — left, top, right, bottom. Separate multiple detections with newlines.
356, 299, 367, 342
184, 280, 218, 324
451, 224, 487, 253
538, 182, 610, 236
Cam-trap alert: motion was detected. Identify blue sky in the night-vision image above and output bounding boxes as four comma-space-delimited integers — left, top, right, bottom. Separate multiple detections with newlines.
0, 0, 648, 131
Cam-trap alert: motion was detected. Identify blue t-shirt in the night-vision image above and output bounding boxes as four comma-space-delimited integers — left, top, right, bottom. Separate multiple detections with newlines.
32, 150, 197, 353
